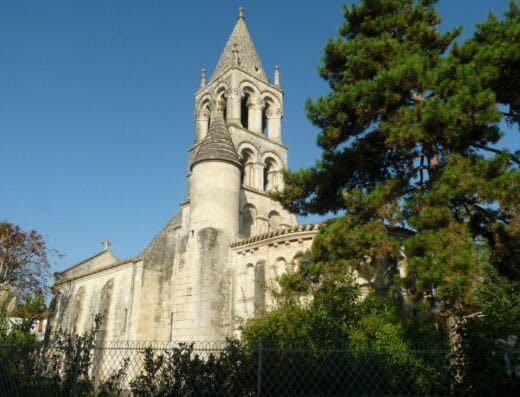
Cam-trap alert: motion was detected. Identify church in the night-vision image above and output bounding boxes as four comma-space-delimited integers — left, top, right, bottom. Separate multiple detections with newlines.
49, 8, 321, 342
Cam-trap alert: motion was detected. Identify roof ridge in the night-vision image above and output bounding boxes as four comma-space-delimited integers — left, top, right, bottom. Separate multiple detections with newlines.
55, 249, 117, 276
231, 223, 323, 248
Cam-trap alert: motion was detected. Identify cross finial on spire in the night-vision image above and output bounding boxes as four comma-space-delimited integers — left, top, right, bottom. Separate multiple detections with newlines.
238, 6, 244, 19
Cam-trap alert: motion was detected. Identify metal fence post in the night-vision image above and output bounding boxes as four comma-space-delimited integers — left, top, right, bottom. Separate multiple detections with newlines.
257, 342, 262, 397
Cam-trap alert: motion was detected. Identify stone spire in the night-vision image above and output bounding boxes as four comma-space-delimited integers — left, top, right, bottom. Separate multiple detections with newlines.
209, 7, 268, 83
191, 109, 241, 169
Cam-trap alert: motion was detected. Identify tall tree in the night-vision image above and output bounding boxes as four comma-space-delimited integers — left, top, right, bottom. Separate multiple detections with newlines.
275, 0, 520, 316
0, 221, 52, 298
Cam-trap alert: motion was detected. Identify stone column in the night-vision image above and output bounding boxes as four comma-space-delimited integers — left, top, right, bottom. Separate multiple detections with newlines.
266, 108, 282, 143
272, 170, 283, 190
253, 162, 265, 190
248, 98, 263, 134
226, 88, 242, 125
195, 111, 209, 142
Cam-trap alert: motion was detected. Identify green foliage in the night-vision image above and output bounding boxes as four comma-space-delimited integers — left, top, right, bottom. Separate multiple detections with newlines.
129, 340, 255, 397
243, 288, 451, 394
243, 280, 445, 349
10, 293, 47, 335
274, 0, 520, 317
453, 263, 520, 395
253, 5, 520, 394
0, 314, 128, 396
453, 1, 520, 126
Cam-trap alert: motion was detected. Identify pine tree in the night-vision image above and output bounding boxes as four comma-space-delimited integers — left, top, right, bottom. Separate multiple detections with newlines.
276, 0, 520, 316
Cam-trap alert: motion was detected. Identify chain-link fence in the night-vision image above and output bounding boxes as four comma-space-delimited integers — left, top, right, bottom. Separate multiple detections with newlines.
1, 340, 519, 396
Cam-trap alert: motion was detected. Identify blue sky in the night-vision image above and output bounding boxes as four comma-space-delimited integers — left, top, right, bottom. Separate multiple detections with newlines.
1, 0, 514, 274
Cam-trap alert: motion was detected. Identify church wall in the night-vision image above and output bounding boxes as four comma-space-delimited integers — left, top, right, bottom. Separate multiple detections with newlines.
173, 227, 233, 341
135, 212, 187, 341
50, 260, 139, 341
239, 188, 297, 237
230, 227, 318, 333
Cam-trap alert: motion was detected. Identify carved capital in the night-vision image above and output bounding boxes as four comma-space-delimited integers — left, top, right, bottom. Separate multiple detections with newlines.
194, 110, 210, 121
265, 108, 282, 118
226, 87, 243, 100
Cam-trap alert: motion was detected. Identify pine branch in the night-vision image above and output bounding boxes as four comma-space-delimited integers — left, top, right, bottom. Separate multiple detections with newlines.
471, 143, 520, 165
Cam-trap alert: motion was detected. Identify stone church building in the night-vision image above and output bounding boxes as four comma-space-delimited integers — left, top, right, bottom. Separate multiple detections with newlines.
49, 9, 322, 343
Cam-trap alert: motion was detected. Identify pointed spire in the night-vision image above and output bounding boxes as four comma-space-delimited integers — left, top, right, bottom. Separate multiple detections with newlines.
209, 8, 268, 83
274, 65, 280, 87
199, 68, 206, 88
191, 108, 241, 170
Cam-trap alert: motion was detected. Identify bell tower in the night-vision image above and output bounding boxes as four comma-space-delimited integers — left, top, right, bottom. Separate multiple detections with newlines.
190, 7, 295, 240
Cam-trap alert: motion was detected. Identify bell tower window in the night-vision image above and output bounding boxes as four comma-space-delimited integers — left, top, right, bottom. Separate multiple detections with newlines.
216, 90, 227, 122
241, 148, 255, 187
262, 107, 267, 136
263, 157, 280, 192
268, 211, 281, 231
241, 93, 250, 129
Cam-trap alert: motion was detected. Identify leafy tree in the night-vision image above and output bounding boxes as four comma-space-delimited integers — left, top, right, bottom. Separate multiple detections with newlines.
451, 1, 520, 280
0, 221, 53, 298
8, 293, 47, 336
452, 260, 520, 395
453, 1, 520, 127
274, 0, 520, 317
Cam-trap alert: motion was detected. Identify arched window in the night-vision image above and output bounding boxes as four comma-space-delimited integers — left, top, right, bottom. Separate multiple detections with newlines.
263, 157, 279, 192
241, 92, 250, 129
262, 106, 268, 136
291, 252, 308, 273
272, 257, 286, 280
262, 97, 275, 137
196, 99, 211, 141
268, 211, 281, 231
261, 95, 282, 141
216, 90, 227, 121
240, 86, 262, 133
240, 203, 257, 237
241, 148, 255, 187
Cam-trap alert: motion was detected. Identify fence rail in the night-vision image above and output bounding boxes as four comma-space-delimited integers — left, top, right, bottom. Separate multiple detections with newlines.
0, 340, 519, 396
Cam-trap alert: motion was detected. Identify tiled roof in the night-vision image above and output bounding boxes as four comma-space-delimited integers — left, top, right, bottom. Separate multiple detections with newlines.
231, 223, 322, 248
191, 111, 241, 168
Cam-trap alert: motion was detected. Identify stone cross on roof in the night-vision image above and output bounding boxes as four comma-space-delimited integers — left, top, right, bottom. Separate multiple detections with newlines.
209, 7, 268, 83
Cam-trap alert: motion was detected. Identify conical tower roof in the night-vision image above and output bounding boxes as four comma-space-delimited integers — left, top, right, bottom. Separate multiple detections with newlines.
191, 110, 241, 170
210, 8, 268, 83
